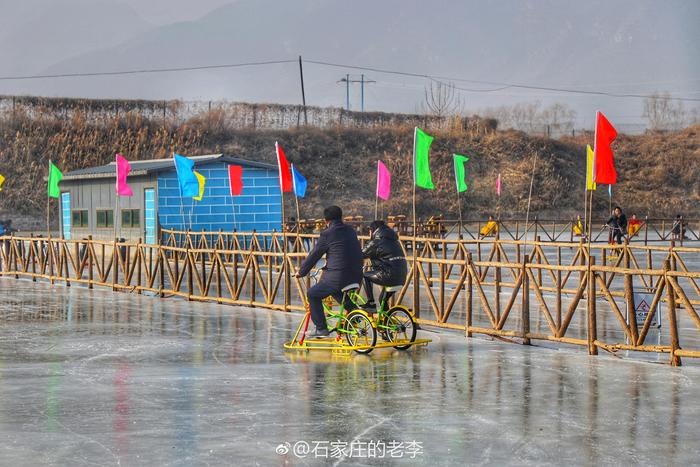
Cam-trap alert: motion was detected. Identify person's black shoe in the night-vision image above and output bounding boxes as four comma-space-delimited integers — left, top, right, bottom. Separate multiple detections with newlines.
308, 328, 331, 339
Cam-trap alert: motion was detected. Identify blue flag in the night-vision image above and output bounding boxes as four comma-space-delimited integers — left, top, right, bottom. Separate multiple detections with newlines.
173, 153, 199, 198
291, 164, 307, 198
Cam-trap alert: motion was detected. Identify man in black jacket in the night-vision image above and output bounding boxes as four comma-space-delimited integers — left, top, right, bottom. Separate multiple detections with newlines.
296, 206, 363, 338
361, 220, 407, 312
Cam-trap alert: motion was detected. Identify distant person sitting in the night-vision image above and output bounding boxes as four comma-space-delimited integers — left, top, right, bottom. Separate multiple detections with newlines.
627, 214, 642, 238
361, 220, 407, 312
605, 206, 627, 245
480, 216, 499, 238
295, 206, 363, 338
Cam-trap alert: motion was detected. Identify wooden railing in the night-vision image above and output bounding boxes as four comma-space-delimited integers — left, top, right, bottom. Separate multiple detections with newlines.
158, 215, 700, 247
1, 231, 700, 365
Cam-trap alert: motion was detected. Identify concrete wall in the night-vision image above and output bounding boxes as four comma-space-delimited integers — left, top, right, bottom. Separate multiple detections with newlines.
156, 162, 281, 232
59, 174, 157, 241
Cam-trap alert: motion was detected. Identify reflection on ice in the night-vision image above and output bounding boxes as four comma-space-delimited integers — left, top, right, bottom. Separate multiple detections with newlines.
0, 278, 698, 465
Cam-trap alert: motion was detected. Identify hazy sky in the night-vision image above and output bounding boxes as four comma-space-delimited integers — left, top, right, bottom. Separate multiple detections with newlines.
0, 0, 697, 127
119, 0, 236, 25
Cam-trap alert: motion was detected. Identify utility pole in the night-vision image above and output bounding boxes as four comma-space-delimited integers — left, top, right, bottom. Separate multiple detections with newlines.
298, 55, 308, 125
337, 74, 375, 111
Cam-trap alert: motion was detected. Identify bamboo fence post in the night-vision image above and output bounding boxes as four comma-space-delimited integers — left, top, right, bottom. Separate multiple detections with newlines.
31, 236, 37, 281
665, 259, 681, 366
216, 251, 222, 301
439, 252, 445, 316
578, 238, 585, 285
521, 256, 530, 345
48, 237, 54, 285
186, 244, 193, 301
249, 254, 256, 306
136, 238, 143, 294
536, 236, 543, 287
556, 245, 562, 328
112, 237, 118, 291
88, 236, 93, 289
284, 256, 291, 312
644, 215, 649, 246
624, 240, 638, 342
495, 235, 501, 323
466, 252, 473, 337
158, 250, 165, 298
587, 256, 598, 355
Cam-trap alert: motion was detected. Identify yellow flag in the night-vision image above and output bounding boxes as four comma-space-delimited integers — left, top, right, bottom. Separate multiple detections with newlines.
586, 145, 596, 191
193, 171, 206, 201
0, 174, 5, 191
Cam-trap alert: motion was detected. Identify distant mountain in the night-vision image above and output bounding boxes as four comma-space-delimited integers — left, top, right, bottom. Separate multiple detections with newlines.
0, 0, 152, 77
2, 0, 698, 123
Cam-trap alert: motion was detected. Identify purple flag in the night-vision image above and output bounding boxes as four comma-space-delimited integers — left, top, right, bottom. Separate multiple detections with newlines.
376, 161, 391, 200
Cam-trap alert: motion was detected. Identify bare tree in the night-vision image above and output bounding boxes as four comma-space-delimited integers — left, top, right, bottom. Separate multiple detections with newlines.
643, 92, 687, 131
423, 81, 462, 118
541, 102, 577, 134
510, 101, 542, 133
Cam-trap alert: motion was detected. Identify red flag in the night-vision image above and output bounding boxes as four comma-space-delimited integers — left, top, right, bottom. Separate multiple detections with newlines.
228, 165, 243, 196
594, 111, 618, 185
275, 142, 293, 192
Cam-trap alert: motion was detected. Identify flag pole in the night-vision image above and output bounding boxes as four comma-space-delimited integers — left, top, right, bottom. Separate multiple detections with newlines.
231, 196, 237, 232
524, 152, 538, 256
374, 160, 380, 220
411, 129, 418, 317
115, 194, 119, 240
457, 190, 463, 238
190, 198, 194, 231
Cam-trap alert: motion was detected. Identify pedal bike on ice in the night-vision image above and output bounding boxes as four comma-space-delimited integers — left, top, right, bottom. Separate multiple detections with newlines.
284, 259, 430, 354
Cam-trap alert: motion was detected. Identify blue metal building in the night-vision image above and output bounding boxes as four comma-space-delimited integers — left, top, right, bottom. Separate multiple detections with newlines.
59, 154, 281, 242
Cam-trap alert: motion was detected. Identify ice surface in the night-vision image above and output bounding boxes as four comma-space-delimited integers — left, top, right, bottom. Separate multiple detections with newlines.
0, 278, 698, 466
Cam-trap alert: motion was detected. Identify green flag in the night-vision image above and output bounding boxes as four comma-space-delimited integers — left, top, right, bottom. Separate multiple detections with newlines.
48, 161, 63, 198
414, 127, 435, 189
453, 154, 469, 193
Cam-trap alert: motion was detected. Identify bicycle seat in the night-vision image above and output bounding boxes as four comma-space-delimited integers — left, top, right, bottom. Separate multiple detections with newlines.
384, 285, 403, 293
341, 283, 360, 293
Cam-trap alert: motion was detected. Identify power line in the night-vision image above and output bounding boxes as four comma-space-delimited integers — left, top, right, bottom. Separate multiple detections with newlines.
0, 59, 297, 80
0, 56, 698, 103
304, 59, 700, 102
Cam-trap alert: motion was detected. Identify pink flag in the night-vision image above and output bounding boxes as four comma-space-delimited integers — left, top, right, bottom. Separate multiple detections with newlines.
376, 160, 391, 200
496, 173, 502, 196
115, 153, 133, 197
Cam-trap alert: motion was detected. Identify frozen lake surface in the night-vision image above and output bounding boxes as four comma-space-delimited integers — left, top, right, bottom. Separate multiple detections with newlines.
0, 278, 698, 466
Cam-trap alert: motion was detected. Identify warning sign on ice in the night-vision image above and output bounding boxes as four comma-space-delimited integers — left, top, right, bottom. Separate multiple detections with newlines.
627, 292, 661, 328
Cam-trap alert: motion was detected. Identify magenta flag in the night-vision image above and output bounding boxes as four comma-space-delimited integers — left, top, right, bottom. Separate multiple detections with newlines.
496, 173, 502, 196
376, 160, 391, 200
115, 153, 133, 197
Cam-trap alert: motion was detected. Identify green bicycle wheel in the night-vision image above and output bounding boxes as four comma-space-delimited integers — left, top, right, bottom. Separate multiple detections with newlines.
384, 307, 417, 350
343, 310, 377, 354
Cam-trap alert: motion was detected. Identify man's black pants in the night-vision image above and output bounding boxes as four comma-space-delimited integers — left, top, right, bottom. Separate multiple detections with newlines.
307, 281, 357, 331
